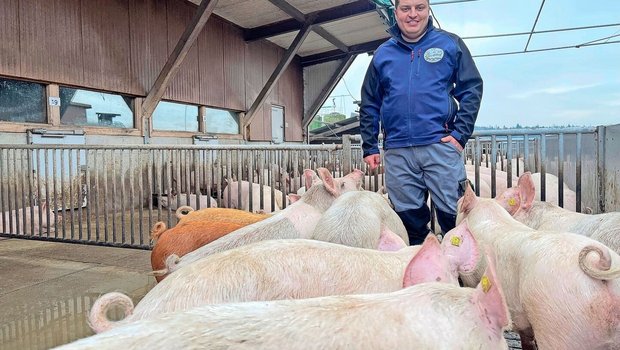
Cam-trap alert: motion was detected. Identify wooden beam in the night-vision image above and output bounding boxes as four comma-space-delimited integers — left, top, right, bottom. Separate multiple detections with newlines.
265, 0, 349, 53
141, 0, 218, 120
301, 38, 386, 67
310, 120, 360, 139
243, 20, 314, 127
245, 0, 377, 41
302, 54, 356, 129
46, 84, 60, 126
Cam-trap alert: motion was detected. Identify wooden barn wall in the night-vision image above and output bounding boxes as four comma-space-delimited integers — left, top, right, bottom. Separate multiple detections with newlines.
82, 0, 132, 93
18, 0, 84, 85
164, 0, 201, 103
0, 0, 304, 140
0, 0, 20, 75
129, 0, 168, 94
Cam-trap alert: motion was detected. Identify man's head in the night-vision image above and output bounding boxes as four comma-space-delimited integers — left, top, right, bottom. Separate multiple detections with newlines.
395, 0, 430, 42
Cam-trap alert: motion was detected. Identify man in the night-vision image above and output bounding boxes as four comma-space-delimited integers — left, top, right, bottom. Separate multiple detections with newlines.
359, 0, 483, 245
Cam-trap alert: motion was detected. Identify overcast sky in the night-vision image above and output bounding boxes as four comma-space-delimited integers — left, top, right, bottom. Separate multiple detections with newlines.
324, 0, 620, 128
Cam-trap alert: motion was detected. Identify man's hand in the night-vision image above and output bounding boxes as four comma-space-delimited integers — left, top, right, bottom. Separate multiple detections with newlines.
441, 135, 463, 152
364, 154, 381, 171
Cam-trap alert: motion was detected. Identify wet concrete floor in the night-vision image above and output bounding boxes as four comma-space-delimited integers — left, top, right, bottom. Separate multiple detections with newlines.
0, 237, 156, 349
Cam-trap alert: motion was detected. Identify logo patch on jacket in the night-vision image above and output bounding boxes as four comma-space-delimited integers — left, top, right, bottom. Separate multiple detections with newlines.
424, 48, 444, 63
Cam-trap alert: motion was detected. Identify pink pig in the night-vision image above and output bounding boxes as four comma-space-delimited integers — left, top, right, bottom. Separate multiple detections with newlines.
61, 237, 508, 349
457, 184, 620, 349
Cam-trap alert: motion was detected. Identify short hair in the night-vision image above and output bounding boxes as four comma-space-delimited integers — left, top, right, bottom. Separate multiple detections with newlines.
395, 0, 429, 8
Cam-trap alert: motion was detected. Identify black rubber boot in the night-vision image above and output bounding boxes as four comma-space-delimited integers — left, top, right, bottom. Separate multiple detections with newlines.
435, 209, 457, 234
396, 206, 431, 246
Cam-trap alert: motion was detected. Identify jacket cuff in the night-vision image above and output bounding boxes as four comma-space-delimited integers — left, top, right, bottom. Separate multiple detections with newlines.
363, 149, 380, 158
450, 130, 466, 148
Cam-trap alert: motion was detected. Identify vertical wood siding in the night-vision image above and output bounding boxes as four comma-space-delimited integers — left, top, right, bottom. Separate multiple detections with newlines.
129, 0, 168, 94
19, 0, 84, 84
0, 0, 20, 76
164, 0, 200, 103
81, 0, 132, 94
1, 0, 304, 139
198, 17, 225, 108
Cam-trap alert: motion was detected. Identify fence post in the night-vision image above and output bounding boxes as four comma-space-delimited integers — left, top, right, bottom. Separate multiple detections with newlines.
596, 125, 606, 213
342, 134, 352, 174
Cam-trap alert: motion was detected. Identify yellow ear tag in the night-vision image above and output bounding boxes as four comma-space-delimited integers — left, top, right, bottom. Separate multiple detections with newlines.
450, 236, 461, 247
508, 198, 517, 206
481, 275, 492, 293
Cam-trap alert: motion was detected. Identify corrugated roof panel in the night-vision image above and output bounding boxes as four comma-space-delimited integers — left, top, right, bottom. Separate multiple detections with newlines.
213, 0, 291, 28
321, 12, 390, 46
268, 31, 336, 57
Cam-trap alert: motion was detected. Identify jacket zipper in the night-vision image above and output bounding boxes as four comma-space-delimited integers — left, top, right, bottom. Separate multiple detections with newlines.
416, 49, 422, 76
409, 48, 414, 137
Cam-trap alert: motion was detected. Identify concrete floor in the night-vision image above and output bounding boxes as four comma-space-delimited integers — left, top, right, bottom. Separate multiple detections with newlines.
0, 237, 156, 350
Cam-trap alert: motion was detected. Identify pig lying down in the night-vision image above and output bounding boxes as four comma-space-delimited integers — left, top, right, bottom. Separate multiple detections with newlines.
496, 172, 620, 254
61, 240, 508, 349
312, 190, 410, 247
457, 185, 620, 350
154, 168, 364, 277
89, 224, 481, 333
0, 202, 56, 235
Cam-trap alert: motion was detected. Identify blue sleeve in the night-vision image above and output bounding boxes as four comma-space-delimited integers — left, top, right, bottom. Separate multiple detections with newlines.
450, 37, 483, 147
359, 59, 383, 158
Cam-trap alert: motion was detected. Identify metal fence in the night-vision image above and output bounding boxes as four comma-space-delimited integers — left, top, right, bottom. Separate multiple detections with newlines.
0, 125, 611, 248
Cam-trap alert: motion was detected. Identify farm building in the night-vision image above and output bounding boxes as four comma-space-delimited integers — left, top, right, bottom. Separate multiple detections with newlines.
1, 0, 619, 349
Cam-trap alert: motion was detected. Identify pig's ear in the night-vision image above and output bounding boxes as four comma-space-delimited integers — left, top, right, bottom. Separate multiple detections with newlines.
518, 172, 535, 210
175, 206, 194, 219
442, 219, 481, 275
459, 184, 477, 214
471, 250, 511, 332
150, 221, 167, 244
317, 168, 338, 196
303, 169, 318, 190
377, 227, 407, 251
495, 188, 520, 215
287, 194, 301, 204
403, 234, 448, 287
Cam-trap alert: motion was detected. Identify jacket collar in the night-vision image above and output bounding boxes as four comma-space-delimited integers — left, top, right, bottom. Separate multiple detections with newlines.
388, 16, 435, 47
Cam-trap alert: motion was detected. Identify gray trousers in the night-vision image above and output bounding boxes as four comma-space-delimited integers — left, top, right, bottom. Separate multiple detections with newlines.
384, 142, 467, 216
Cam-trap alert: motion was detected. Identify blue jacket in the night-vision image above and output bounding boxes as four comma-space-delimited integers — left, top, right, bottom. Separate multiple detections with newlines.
360, 18, 483, 157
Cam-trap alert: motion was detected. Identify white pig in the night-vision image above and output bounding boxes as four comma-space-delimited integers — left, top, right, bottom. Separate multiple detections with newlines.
496, 172, 619, 254
457, 184, 620, 350
530, 172, 580, 212
91, 222, 481, 333
154, 168, 364, 276
222, 180, 287, 213
0, 202, 56, 235
159, 193, 217, 210
312, 190, 410, 247
60, 250, 509, 350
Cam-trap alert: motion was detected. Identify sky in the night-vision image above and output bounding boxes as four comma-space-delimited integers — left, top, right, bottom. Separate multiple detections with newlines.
322, 0, 620, 128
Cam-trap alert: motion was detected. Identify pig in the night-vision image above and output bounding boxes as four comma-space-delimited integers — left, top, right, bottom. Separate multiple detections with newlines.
63, 243, 508, 350
159, 193, 217, 210
153, 168, 365, 277
171, 207, 269, 227
90, 232, 483, 332
530, 172, 579, 212
150, 208, 270, 282
312, 190, 410, 248
0, 202, 56, 235
457, 184, 620, 350
222, 180, 287, 213
466, 164, 519, 197
496, 172, 620, 254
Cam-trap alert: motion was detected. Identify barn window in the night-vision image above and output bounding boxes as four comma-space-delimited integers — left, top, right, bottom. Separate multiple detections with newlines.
0, 78, 46, 123
59, 87, 134, 128
152, 101, 199, 132
205, 107, 239, 134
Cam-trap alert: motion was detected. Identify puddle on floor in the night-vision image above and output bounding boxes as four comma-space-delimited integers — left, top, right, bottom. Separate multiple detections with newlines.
0, 283, 154, 349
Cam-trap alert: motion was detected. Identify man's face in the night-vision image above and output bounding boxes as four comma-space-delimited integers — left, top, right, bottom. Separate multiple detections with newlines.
395, 0, 430, 41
